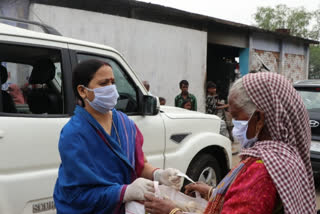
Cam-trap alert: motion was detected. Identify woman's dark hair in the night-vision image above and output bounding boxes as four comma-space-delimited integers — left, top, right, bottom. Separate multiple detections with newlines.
72, 59, 111, 106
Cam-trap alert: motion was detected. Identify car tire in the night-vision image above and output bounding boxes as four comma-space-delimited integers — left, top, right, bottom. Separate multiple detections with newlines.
184, 153, 222, 188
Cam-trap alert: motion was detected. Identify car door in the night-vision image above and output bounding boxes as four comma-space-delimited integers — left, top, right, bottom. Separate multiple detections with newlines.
0, 36, 72, 214
68, 44, 166, 168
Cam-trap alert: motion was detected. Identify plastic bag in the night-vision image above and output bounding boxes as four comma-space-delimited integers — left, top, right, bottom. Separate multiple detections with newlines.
125, 182, 208, 214
125, 201, 145, 214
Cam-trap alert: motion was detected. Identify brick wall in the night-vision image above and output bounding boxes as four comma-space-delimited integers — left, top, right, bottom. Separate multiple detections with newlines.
250, 49, 306, 82
250, 49, 279, 73
282, 53, 306, 82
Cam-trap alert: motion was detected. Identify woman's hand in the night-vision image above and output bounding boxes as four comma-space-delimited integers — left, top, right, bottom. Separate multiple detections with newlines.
184, 182, 212, 199
144, 194, 178, 214
123, 178, 154, 202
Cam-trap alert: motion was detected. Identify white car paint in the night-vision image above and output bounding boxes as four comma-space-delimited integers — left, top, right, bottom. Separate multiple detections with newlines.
0, 23, 231, 214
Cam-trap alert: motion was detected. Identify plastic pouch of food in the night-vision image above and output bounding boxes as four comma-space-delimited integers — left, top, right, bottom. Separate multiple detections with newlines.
125, 182, 208, 214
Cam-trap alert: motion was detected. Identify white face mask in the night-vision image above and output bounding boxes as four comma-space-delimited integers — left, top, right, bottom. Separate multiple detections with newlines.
83, 84, 119, 114
232, 114, 258, 149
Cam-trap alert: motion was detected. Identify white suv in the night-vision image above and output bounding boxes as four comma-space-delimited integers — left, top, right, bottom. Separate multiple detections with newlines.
0, 20, 231, 214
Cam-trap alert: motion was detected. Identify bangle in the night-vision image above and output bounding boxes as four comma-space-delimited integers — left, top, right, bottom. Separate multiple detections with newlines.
207, 187, 214, 200
152, 168, 160, 181
169, 208, 182, 214
152, 168, 160, 174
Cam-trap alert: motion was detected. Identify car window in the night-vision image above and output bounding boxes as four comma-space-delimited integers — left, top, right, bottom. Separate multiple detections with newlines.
296, 89, 320, 111
0, 43, 64, 115
77, 54, 138, 113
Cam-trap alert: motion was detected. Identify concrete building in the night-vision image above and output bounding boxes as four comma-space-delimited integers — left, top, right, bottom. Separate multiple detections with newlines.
1, 0, 318, 112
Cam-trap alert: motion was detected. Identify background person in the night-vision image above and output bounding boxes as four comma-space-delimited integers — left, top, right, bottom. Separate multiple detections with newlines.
53, 59, 182, 214
0, 65, 17, 113
174, 80, 197, 111
142, 80, 150, 92
206, 81, 228, 115
159, 97, 166, 105
145, 72, 316, 214
8, 84, 25, 104
182, 99, 192, 110
206, 81, 233, 142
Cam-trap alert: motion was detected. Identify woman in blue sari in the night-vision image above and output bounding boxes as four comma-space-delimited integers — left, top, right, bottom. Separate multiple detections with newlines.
54, 59, 182, 214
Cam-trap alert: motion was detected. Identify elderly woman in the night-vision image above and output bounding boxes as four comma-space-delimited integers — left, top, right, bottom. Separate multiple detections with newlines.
145, 72, 316, 214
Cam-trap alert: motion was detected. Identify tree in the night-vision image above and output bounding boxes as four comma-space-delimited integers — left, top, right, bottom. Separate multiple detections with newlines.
254, 5, 313, 38
309, 45, 320, 79
254, 5, 320, 79
310, 9, 320, 41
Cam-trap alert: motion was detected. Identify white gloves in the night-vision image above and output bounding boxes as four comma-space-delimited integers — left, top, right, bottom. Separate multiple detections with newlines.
123, 178, 155, 202
153, 168, 183, 190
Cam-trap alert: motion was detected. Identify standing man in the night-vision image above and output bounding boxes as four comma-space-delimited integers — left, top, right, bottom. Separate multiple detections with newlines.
174, 80, 197, 111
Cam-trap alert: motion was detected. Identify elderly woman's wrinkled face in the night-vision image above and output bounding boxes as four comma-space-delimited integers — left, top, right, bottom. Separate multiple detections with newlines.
229, 94, 266, 140
228, 95, 250, 121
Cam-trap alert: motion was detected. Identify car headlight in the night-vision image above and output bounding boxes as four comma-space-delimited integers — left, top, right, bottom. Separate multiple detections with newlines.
311, 141, 320, 153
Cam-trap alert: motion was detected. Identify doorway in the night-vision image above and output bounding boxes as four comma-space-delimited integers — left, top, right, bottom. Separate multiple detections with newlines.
206, 43, 243, 101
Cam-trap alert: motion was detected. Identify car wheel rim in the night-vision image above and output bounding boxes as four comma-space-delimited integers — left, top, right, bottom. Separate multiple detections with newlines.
198, 167, 217, 187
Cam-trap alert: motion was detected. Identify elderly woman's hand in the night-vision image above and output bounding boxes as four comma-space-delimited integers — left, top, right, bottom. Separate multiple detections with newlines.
144, 193, 179, 214
153, 168, 183, 190
184, 182, 212, 199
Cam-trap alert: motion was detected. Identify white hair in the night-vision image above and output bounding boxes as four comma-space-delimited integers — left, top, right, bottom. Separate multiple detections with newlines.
229, 78, 257, 115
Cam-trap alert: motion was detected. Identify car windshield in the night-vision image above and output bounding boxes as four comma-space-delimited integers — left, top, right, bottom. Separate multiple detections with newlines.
296, 89, 320, 111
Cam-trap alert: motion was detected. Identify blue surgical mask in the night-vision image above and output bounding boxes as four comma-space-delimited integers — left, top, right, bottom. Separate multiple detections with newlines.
83, 84, 119, 114
232, 114, 258, 149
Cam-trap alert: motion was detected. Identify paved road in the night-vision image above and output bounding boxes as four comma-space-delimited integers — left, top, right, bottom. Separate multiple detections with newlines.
231, 153, 320, 210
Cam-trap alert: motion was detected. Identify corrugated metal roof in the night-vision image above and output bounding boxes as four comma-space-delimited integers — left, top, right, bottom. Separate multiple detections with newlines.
31, 0, 319, 44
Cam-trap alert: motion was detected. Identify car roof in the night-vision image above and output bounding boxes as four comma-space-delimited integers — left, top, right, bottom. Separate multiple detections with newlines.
293, 80, 320, 87
0, 23, 118, 53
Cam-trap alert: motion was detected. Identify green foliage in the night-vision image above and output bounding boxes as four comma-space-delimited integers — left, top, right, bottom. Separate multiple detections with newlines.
254, 4, 313, 38
309, 45, 320, 79
254, 5, 320, 79
310, 9, 320, 40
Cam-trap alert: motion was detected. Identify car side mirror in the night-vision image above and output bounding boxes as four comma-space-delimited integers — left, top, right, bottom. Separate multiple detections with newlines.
142, 95, 159, 115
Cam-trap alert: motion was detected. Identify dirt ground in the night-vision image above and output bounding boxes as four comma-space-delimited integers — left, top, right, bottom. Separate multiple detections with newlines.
231, 150, 320, 210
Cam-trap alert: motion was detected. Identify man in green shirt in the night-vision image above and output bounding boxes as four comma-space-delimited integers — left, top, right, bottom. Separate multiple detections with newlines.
174, 80, 197, 111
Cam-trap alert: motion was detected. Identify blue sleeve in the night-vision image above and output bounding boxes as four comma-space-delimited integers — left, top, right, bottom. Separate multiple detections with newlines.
55, 128, 126, 213
56, 185, 126, 214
